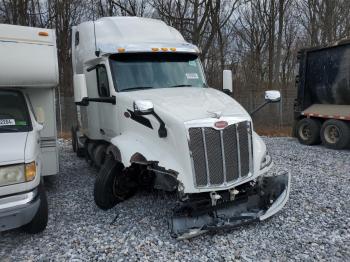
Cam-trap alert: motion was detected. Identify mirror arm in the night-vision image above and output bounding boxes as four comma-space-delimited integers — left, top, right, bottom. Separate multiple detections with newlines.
250, 101, 270, 116
75, 96, 116, 106
151, 112, 167, 138
75, 97, 89, 106
134, 110, 167, 138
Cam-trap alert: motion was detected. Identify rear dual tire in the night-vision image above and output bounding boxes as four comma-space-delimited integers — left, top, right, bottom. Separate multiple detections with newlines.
321, 119, 350, 150
296, 118, 350, 149
296, 118, 321, 145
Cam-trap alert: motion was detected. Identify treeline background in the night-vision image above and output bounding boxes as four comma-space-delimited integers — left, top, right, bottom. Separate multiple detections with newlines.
1, 0, 350, 135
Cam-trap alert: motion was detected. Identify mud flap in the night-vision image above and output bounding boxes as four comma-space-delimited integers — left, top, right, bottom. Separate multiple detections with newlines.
170, 172, 291, 240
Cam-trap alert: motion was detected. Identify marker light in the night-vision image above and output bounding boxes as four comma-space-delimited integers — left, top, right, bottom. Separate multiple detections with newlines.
170, 48, 177, 52
117, 48, 125, 53
38, 31, 49, 36
25, 161, 37, 182
161, 48, 168, 51
151, 48, 159, 52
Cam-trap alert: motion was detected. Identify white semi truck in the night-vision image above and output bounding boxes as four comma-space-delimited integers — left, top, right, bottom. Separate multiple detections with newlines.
72, 17, 291, 239
0, 24, 59, 233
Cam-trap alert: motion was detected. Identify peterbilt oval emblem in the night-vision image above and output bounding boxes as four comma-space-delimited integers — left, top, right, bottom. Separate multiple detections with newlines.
214, 121, 228, 129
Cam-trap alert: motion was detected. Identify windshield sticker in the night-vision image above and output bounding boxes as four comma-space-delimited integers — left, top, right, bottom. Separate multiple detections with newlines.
186, 73, 199, 79
188, 61, 197, 66
15, 121, 27, 126
0, 119, 15, 126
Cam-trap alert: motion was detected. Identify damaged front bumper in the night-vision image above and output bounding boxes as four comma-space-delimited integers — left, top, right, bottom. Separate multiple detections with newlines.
170, 171, 291, 239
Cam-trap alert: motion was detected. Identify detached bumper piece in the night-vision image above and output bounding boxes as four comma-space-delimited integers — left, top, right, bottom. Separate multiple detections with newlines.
170, 172, 291, 239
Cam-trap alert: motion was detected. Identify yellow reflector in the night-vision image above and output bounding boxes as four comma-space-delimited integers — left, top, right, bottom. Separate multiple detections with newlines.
25, 162, 36, 182
117, 48, 125, 53
151, 48, 159, 52
170, 48, 177, 52
38, 31, 49, 37
161, 48, 168, 51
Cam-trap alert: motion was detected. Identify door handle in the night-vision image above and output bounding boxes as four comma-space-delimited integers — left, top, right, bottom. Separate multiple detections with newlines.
100, 129, 105, 135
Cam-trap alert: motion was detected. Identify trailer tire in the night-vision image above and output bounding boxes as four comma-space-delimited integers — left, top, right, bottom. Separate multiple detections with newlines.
22, 183, 48, 234
94, 156, 134, 210
296, 118, 321, 145
321, 119, 350, 149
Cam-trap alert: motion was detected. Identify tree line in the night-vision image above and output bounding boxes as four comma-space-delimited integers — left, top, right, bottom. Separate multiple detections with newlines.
1, 0, 350, 131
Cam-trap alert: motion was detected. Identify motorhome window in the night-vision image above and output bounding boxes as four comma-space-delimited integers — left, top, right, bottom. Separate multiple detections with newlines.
109, 53, 206, 92
0, 90, 32, 133
96, 65, 110, 97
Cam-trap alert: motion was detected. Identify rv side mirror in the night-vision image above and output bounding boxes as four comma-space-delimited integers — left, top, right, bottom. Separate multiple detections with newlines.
265, 90, 281, 103
223, 70, 233, 95
133, 100, 154, 115
74, 74, 88, 105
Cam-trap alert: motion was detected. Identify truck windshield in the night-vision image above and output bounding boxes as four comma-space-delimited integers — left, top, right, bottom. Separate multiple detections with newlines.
0, 90, 31, 133
109, 53, 206, 92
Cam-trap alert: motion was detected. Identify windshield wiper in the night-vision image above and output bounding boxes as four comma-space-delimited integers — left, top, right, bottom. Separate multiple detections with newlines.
0, 127, 20, 132
122, 86, 154, 92
170, 84, 193, 87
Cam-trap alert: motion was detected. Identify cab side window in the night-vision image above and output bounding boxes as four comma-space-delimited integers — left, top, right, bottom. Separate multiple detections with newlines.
96, 65, 110, 97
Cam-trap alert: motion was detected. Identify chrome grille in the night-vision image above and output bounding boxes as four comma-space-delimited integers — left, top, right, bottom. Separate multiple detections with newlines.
188, 121, 252, 187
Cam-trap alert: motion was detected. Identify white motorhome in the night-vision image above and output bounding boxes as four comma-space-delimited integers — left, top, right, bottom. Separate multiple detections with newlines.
72, 17, 291, 239
0, 24, 59, 233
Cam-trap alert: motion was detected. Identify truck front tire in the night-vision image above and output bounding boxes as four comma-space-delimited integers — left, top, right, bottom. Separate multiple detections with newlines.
22, 184, 48, 234
94, 156, 136, 210
321, 119, 350, 149
296, 118, 321, 145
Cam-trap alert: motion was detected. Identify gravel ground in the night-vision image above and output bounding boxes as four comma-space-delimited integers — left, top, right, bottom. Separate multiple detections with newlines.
0, 137, 349, 261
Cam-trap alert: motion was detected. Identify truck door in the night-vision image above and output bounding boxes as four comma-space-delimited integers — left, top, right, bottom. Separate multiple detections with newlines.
95, 63, 118, 141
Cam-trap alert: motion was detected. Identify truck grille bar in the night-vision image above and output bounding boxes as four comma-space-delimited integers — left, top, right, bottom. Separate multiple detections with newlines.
189, 121, 252, 187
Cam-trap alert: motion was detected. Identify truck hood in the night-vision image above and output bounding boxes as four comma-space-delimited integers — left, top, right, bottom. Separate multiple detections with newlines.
0, 132, 28, 165
120, 87, 250, 122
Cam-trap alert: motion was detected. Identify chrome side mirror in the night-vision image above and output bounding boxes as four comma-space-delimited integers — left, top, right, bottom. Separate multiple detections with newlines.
133, 100, 154, 115
73, 74, 88, 104
250, 90, 282, 116
222, 70, 233, 95
265, 90, 281, 103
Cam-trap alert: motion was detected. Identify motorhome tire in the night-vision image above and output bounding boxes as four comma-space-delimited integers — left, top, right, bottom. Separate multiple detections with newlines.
94, 156, 129, 210
321, 119, 350, 149
296, 118, 321, 145
22, 183, 48, 234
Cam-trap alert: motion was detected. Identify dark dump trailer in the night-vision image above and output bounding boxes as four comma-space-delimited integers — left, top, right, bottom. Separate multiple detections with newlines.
294, 40, 350, 149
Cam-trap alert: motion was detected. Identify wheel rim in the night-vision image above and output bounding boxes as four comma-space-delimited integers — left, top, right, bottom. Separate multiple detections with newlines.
324, 125, 340, 144
299, 123, 312, 140
112, 170, 130, 200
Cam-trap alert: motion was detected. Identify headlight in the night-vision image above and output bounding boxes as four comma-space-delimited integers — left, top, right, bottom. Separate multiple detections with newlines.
0, 162, 37, 187
260, 151, 272, 170
0, 164, 25, 187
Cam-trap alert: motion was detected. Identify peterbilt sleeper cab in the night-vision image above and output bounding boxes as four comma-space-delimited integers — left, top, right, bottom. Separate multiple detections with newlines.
0, 25, 59, 233
71, 17, 291, 239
